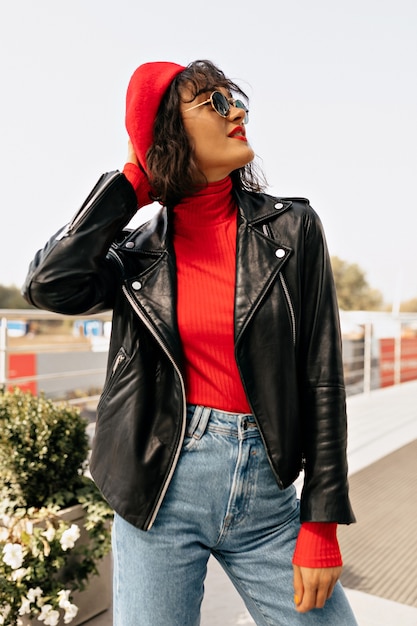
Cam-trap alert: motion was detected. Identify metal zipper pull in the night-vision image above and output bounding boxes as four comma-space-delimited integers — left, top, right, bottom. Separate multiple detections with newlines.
112, 351, 126, 375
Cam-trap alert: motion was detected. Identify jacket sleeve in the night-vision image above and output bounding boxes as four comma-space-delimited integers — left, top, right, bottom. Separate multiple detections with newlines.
22, 172, 138, 315
298, 206, 355, 524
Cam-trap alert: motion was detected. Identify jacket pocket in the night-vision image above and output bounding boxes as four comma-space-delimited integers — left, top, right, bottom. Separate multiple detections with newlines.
97, 346, 130, 413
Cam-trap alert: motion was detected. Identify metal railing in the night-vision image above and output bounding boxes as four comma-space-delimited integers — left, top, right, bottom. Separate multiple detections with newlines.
339, 310, 417, 394
0, 309, 111, 412
1, 309, 417, 403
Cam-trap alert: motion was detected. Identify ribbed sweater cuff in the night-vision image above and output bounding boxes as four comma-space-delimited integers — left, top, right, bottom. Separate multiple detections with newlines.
292, 522, 343, 568
122, 162, 153, 208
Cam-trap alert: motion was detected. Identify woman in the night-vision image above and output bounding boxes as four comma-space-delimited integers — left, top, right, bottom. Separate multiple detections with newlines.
23, 60, 357, 625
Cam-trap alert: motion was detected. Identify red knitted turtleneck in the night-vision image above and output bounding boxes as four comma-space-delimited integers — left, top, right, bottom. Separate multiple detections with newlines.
123, 164, 342, 569
172, 176, 251, 414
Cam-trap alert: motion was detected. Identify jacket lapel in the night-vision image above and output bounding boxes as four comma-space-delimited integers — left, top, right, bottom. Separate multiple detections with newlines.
121, 210, 183, 367
234, 189, 293, 343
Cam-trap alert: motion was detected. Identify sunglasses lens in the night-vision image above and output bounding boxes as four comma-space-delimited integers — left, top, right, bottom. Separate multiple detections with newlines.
211, 91, 230, 117
235, 100, 249, 124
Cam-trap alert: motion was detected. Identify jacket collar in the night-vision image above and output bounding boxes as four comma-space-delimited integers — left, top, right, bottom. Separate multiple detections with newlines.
233, 188, 292, 226
121, 188, 293, 253
120, 189, 294, 356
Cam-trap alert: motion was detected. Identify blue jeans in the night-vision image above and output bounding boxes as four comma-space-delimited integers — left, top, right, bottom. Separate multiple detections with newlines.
112, 405, 358, 626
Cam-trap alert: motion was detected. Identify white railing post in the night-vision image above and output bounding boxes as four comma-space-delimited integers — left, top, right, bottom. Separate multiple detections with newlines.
0, 316, 8, 386
363, 322, 372, 394
394, 320, 402, 386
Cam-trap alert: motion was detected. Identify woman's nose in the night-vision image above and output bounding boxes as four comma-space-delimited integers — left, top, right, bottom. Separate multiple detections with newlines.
229, 104, 247, 124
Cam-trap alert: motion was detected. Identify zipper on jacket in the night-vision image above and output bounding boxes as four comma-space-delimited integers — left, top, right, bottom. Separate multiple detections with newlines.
279, 273, 296, 347
112, 349, 127, 375
96, 347, 129, 414
121, 285, 187, 530
56, 172, 119, 240
262, 223, 296, 346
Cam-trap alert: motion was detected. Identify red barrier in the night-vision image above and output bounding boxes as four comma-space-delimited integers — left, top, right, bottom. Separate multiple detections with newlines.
379, 337, 417, 387
8, 353, 37, 394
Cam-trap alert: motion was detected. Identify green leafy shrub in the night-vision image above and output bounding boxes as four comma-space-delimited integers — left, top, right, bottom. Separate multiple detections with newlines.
0, 388, 89, 509
0, 388, 113, 626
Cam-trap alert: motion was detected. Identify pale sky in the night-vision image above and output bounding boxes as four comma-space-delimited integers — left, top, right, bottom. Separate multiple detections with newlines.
1, 0, 416, 305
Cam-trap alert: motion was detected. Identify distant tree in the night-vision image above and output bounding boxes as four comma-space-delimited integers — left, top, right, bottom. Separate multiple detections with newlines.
330, 256, 384, 311
400, 298, 417, 313
0, 284, 33, 309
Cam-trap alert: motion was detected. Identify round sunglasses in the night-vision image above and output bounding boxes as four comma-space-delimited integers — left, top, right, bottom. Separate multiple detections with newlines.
184, 91, 249, 124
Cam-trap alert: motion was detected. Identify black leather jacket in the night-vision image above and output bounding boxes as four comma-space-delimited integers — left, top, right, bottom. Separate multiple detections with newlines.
23, 172, 355, 529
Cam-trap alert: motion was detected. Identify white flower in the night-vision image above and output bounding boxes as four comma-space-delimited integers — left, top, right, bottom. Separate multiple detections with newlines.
11, 567, 28, 581
63, 603, 78, 624
38, 604, 60, 626
2, 542, 24, 569
42, 525, 56, 542
0, 514, 11, 527
59, 524, 80, 551
57, 589, 78, 623
57, 589, 71, 607
0, 526, 9, 541
27, 587, 43, 603
19, 586, 43, 615
18, 596, 31, 616
45, 613, 60, 626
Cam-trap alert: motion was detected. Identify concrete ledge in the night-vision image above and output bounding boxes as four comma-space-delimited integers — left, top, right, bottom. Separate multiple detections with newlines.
347, 380, 417, 475
345, 589, 417, 626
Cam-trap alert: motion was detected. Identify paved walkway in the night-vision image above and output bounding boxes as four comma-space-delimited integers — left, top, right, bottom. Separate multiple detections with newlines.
84, 380, 417, 626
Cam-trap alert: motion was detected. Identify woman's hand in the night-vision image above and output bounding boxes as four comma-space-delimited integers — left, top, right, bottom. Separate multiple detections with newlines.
293, 564, 342, 613
126, 139, 139, 166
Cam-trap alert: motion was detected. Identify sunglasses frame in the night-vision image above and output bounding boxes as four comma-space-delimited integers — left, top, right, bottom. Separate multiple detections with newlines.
184, 91, 249, 124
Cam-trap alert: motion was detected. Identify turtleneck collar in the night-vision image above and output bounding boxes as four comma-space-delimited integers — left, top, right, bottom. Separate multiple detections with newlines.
173, 176, 237, 230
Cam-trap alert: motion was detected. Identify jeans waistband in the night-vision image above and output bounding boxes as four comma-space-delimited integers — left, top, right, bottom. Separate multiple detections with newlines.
186, 404, 259, 441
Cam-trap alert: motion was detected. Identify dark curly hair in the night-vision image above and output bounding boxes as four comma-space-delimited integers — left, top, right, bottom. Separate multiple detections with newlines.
146, 60, 266, 207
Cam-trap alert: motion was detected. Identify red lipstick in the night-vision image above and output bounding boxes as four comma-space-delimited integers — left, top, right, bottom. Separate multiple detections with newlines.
228, 125, 247, 141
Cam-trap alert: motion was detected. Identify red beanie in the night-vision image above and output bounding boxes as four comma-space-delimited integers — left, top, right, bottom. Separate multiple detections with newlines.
125, 61, 186, 172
